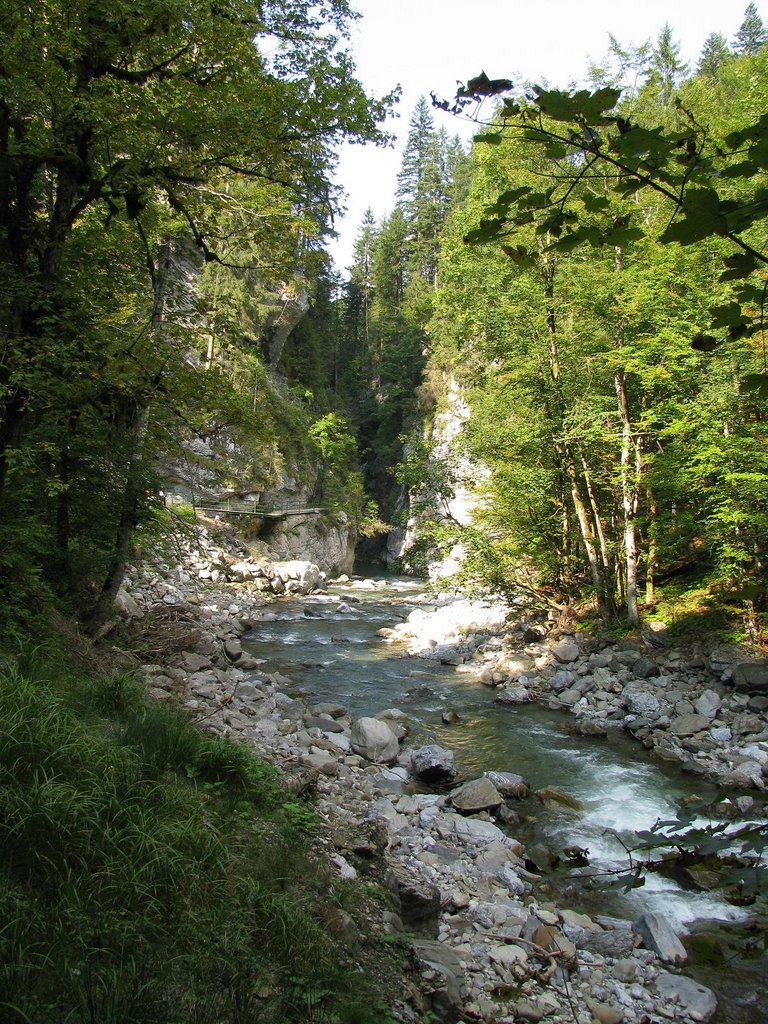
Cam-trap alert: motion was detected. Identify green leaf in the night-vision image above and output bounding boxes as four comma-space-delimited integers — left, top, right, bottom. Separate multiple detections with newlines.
474, 132, 503, 146
534, 86, 621, 124
464, 218, 505, 245
466, 72, 514, 96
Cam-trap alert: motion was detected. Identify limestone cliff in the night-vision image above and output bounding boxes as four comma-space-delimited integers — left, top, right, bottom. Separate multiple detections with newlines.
388, 377, 487, 580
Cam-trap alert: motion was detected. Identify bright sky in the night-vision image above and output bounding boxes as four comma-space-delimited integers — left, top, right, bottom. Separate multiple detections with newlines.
328, 0, 763, 272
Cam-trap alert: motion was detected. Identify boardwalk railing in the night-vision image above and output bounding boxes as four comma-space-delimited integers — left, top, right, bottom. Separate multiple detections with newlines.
194, 496, 325, 519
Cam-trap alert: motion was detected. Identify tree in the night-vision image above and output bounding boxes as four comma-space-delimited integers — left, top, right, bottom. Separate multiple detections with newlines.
0, 0, 392, 622
697, 32, 733, 80
423, 54, 768, 622
647, 23, 689, 105
734, 2, 767, 54
436, 50, 768, 392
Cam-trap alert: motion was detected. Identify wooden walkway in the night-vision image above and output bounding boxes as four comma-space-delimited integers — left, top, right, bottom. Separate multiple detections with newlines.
194, 497, 325, 519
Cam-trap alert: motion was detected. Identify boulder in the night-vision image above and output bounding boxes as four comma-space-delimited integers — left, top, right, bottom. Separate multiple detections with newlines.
549, 669, 576, 691
272, 560, 321, 591
655, 972, 717, 1021
411, 744, 456, 783
433, 812, 518, 849
114, 588, 143, 619
350, 717, 399, 764
552, 640, 580, 663
633, 912, 687, 964
731, 662, 768, 693
586, 999, 624, 1024
625, 689, 662, 717
500, 654, 535, 678
386, 863, 440, 936
694, 689, 722, 719
632, 655, 660, 678
669, 713, 711, 737
484, 771, 529, 799
412, 940, 467, 1022
223, 638, 242, 662
495, 685, 532, 705
450, 776, 503, 813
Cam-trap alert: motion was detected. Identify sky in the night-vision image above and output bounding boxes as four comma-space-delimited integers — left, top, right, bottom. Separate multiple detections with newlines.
327, 0, 763, 272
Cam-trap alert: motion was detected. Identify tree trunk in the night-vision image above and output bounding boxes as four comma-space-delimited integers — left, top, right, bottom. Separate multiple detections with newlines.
85, 241, 171, 629
615, 369, 640, 625
645, 489, 657, 607
539, 245, 613, 615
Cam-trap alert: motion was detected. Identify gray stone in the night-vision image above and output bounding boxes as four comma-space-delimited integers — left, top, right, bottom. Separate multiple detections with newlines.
731, 662, 768, 693
694, 689, 722, 719
550, 669, 576, 691
632, 655, 660, 678
312, 702, 347, 718
552, 640, 580, 663
709, 725, 732, 743
578, 928, 635, 958
669, 713, 711, 737
613, 958, 637, 982
115, 588, 143, 619
412, 940, 467, 1021
655, 972, 717, 1021
625, 690, 662, 717
350, 717, 399, 763
411, 744, 456, 783
495, 863, 527, 895
451, 776, 503, 813
433, 812, 518, 849
304, 715, 345, 733
223, 638, 243, 661
501, 654, 535, 677
495, 685, 531, 705
484, 771, 529, 798
632, 912, 687, 964
386, 863, 440, 937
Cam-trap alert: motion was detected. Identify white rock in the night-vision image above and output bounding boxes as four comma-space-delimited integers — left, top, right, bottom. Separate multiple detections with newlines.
350, 717, 399, 764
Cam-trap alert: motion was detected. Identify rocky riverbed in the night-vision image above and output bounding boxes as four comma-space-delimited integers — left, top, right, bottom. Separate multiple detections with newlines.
382, 599, 768, 797
112, 522, 767, 1024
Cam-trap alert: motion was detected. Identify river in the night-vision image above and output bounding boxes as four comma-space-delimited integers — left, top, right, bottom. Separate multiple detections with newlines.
243, 576, 766, 1023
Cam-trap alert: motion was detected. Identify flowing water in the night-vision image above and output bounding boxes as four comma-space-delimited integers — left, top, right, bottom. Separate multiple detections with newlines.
243, 577, 766, 1023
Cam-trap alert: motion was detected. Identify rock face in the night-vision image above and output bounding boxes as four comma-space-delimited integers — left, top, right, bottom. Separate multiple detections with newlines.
251, 513, 356, 577
387, 377, 489, 580
350, 717, 399, 763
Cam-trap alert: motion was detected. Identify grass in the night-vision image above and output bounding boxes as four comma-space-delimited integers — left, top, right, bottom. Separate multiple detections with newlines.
0, 641, 398, 1024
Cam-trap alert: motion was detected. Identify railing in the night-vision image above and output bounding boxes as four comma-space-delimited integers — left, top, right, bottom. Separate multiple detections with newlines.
193, 496, 325, 518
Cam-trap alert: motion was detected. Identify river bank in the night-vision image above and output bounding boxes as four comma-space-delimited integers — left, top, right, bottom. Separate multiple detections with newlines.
113, 521, 767, 1024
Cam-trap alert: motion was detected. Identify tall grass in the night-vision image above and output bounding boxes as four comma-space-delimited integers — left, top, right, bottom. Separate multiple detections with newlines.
0, 643, 395, 1024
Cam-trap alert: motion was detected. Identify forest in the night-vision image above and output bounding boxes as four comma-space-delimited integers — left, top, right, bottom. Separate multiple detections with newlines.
1, 1, 766, 637
1, 3, 767, 1021
338, 12, 768, 638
